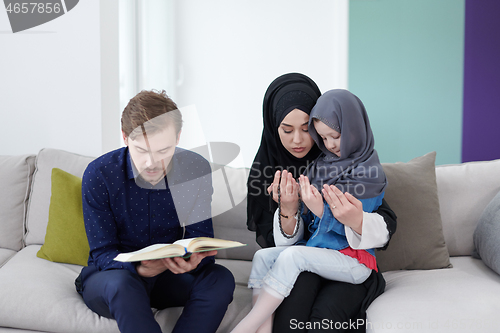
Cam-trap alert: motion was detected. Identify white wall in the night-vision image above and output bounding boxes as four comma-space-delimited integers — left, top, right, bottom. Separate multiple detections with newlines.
119, 0, 348, 167
173, 0, 348, 167
1, 0, 348, 165
0, 1, 102, 157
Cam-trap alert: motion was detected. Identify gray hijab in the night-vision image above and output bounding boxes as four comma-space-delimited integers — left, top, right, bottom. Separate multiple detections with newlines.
305, 89, 387, 199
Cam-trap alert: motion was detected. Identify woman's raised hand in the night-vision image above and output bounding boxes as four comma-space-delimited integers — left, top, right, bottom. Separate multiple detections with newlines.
299, 175, 324, 218
267, 170, 299, 216
322, 185, 363, 234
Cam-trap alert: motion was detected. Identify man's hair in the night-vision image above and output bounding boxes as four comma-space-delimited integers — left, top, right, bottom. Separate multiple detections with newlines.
121, 90, 182, 140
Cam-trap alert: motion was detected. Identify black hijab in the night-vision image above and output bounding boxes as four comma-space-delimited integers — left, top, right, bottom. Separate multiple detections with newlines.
247, 73, 321, 246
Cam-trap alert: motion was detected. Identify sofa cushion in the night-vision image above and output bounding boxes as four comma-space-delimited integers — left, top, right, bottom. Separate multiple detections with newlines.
215, 259, 253, 331
472, 189, 500, 275
25, 149, 95, 246
0, 246, 249, 333
0, 248, 16, 268
0, 245, 185, 333
211, 165, 260, 260
436, 158, 500, 256
0, 246, 120, 333
0, 154, 36, 251
37, 168, 89, 266
0, 328, 48, 332
377, 152, 451, 272
368, 256, 500, 333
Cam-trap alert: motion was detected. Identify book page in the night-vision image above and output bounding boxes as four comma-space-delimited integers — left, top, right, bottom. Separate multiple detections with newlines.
186, 237, 246, 253
173, 238, 197, 248
114, 237, 246, 262
114, 243, 185, 262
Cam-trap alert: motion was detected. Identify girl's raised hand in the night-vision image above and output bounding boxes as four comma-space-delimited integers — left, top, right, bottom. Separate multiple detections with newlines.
322, 185, 363, 234
299, 175, 324, 218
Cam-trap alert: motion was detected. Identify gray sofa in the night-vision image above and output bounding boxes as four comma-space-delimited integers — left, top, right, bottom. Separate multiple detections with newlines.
0, 148, 499, 333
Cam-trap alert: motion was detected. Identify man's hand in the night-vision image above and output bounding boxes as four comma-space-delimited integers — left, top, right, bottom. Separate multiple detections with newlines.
136, 250, 217, 278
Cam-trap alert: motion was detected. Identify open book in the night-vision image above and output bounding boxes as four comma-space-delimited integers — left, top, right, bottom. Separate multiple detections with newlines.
114, 237, 246, 262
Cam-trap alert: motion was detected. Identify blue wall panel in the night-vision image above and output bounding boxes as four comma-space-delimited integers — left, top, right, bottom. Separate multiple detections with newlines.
349, 0, 465, 165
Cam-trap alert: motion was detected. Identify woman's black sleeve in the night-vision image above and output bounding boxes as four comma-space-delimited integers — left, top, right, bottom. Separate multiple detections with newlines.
247, 199, 276, 248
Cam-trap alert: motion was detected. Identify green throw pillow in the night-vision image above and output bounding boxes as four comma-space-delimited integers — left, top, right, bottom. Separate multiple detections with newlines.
37, 168, 89, 266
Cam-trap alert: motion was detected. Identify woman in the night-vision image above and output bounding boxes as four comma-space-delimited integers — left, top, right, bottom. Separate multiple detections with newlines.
247, 73, 397, 332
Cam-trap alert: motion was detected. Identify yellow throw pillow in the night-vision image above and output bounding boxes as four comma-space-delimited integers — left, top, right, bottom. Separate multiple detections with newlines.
37, 168, 89, 266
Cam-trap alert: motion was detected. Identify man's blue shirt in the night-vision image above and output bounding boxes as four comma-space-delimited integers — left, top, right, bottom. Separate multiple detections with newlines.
80, 147, 214, 279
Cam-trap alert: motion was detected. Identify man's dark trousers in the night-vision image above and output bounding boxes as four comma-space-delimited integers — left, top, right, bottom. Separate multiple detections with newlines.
79, 263, 235, 333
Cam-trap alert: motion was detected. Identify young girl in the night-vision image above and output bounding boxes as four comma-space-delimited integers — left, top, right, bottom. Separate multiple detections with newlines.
232, 89, 388, 333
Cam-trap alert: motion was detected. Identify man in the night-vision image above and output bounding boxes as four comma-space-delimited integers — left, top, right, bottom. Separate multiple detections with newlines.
75, 90, 235, 333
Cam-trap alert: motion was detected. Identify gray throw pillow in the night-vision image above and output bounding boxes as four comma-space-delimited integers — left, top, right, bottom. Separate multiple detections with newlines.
376, 152, 452, 272
472, 190, 500, 275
